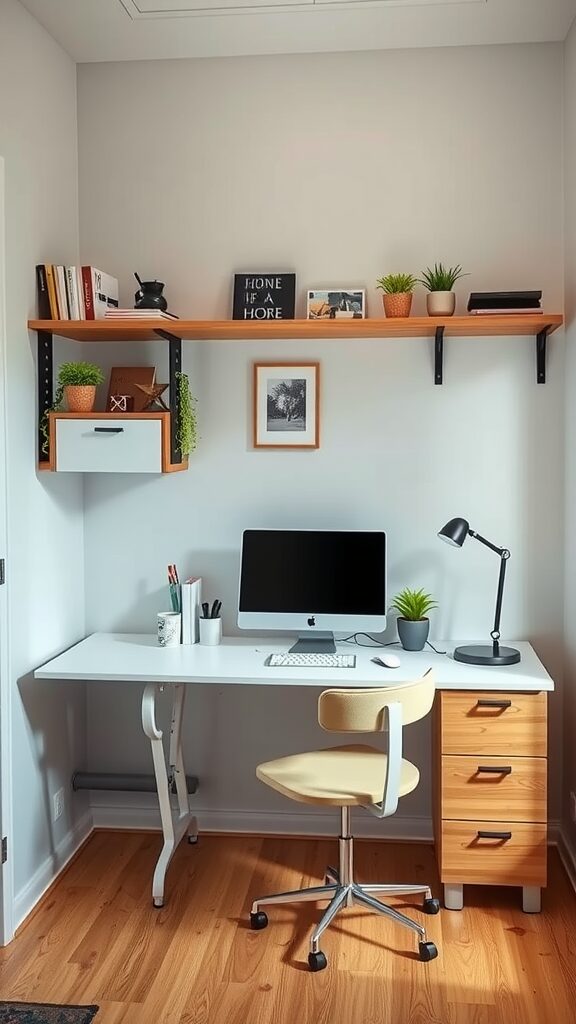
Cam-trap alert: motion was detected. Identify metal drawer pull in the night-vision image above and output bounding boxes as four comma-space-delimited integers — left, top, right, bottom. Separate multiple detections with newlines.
477, 765, 512, 775
477, 830, 512, 841
93, 427, 124, 434
476, 699, 512, 709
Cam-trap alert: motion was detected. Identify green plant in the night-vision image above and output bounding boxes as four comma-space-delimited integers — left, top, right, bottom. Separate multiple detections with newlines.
418, 263, 467, 292
40, 361, 105, 455
57, 361, 105, 387
391, 587, 437, 621
176, 371, 198, 457
376, 273, 418, 295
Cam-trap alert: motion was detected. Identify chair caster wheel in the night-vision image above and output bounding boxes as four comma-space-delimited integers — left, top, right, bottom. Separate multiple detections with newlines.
188, 835, 198, 844
153, 899, 164, 909
419, 941, 438, 962
423, 898, 440, 915
308, 951, 328, 972
250, 911, 268, 930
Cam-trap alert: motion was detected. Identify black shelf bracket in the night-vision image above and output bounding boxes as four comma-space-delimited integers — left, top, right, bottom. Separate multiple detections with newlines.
434, 326, 445, 385
536, 325, 552, 384
38, 330, 54, 464
155, 329, 183, 465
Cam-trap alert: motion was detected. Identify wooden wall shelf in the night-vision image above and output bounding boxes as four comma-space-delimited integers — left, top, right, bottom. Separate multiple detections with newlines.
28, 314, 563, 344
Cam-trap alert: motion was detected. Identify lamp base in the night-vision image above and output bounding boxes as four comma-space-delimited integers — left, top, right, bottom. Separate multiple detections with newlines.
453, 644, 521, 666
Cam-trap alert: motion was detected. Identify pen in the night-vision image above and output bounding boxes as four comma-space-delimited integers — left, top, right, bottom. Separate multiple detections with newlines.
202, 602, 210, 619
212, 600, 222, 619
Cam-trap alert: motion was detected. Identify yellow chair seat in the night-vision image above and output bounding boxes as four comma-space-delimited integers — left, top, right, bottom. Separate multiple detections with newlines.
256, 744, 420, 807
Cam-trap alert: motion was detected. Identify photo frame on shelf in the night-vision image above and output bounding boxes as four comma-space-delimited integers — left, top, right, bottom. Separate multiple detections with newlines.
253, 362, 319, 449
233, 273, 296, 321
307, 289, 365, 320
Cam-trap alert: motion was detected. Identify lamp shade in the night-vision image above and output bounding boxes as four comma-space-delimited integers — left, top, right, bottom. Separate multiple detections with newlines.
438, 517, 470, 548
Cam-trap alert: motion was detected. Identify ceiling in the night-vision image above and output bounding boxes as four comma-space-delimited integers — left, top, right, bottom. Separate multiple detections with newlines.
19, 0, 576, 62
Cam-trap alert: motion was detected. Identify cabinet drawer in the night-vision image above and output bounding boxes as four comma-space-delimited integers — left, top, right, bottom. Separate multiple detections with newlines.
55, 417, 162, 473
440, 691, 547, 756
441, 755, 547, 822
440, 820, 547, 886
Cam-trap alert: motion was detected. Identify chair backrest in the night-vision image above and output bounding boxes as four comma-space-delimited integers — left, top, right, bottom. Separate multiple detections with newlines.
318, 669, 435, 733
317, 669, 436, 819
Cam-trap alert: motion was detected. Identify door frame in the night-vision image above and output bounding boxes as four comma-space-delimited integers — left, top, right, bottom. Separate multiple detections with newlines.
0, 157, 14, 944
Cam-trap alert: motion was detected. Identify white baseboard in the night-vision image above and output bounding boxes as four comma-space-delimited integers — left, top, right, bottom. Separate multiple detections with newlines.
91, 802, 434, 841
13, 811, 93, 930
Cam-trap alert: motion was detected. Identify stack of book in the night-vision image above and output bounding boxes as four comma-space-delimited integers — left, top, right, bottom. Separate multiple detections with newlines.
36, 265, 118, 320
104, 308, 179, 320
467, 291, 543, 315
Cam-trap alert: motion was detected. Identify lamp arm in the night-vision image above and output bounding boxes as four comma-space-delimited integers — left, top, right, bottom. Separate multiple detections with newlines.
492, 550, 510, 642
469, 529, 506, 557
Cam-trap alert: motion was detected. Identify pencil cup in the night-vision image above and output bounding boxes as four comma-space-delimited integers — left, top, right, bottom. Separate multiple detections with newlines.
157, 611, 181, 647
199, 617, 222, 646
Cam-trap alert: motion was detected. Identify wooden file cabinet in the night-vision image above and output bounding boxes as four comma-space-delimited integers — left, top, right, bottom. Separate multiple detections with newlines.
434, 690, 548, 913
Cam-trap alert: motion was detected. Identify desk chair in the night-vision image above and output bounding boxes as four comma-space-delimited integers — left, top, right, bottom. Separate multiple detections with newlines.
249, 669, 439, 971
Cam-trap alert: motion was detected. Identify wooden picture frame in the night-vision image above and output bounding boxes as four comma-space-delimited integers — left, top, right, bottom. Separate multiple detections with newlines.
253, 362, 319, 449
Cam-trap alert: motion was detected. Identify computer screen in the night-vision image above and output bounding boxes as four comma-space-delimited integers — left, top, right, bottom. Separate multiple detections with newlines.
238, 529, 386, 651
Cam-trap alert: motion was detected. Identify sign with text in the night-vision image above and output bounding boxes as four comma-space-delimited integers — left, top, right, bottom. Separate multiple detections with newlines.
233, 273, 296, 321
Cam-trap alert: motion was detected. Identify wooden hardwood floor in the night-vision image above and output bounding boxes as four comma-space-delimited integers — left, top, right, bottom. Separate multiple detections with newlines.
1, 831, 575, 1024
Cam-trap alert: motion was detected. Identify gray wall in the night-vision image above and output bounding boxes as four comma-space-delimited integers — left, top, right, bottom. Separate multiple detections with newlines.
77, 44, 566, 836
564, 16, 576, 857
0, 0, 88, 926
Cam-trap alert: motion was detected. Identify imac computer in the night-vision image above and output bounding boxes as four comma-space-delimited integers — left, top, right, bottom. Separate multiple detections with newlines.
238, 529, 386, 653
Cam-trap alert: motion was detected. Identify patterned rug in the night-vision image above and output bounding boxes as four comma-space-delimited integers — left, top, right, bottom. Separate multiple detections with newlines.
0, 1005, 98, 1024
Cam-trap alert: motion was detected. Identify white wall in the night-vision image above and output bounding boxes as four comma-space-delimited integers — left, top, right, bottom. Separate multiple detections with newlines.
0, 0, 88, 928
77, 44, 565, 835
564, 17, 576, 858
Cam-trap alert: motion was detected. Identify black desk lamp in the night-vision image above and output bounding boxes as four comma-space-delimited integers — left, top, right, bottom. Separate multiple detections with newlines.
438, 517, 521, 666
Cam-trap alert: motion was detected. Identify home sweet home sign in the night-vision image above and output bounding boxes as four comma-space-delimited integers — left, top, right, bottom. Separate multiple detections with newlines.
232, 273, 296, 320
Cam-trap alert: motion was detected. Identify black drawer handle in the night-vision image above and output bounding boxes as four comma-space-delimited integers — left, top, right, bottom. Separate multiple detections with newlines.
477, 830, 512, 841
476, 699, 512, 709
93, 427, 124, 434
477, 765, 512, 775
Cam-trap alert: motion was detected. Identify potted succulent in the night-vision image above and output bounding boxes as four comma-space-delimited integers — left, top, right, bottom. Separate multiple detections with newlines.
57, 361, 105, 412
376, 273, 418, 318
391, 587, 437, 652
419, 263, 467, 317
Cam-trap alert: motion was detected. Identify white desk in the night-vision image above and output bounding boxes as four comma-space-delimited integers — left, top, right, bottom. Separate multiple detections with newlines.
36, 634, 553, 909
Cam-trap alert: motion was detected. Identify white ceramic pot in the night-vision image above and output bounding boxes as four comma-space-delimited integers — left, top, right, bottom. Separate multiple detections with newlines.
426, 291, 456, 317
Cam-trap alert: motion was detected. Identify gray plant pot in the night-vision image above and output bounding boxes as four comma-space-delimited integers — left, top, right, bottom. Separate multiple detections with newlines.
397, 617, 430, 652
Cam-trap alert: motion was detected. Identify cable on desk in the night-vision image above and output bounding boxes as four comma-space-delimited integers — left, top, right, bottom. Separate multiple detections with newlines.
339, 633, 400, 648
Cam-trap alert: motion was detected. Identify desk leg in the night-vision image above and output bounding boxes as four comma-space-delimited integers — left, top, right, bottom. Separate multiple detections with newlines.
142, 683, 197, 907
444, 884, 464, 911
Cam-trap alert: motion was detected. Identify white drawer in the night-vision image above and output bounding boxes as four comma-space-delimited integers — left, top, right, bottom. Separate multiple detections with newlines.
55, 417, 163, 473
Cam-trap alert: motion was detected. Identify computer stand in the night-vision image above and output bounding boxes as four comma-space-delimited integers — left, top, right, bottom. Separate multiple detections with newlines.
289, 633, 337, 654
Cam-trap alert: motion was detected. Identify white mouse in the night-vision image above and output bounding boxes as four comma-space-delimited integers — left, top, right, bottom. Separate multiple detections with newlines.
372, 653, 401, 669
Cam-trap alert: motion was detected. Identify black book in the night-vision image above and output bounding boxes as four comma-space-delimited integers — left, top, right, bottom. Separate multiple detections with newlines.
468, 290, 542, 311
35, 264, 51, 319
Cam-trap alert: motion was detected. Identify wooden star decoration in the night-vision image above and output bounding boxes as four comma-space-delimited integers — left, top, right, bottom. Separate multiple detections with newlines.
133, 382, 170, 412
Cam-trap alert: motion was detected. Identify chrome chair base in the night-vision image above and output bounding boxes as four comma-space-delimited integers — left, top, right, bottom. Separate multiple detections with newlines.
250, 810, 440, 970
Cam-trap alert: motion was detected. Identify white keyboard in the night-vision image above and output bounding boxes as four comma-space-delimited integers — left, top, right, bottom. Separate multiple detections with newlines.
268, 653, 356, 668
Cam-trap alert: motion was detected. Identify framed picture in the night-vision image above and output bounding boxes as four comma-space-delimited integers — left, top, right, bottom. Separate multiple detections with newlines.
253, 362, 319, 449
307, 289, 365, 320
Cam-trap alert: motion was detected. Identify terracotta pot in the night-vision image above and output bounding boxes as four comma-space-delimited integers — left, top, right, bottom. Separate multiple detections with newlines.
426, 291, 456, 317
383, 292, 413, 318
65, 384, 97, 412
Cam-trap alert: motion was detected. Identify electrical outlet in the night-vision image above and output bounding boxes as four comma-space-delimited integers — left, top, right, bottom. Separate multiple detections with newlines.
53, 788, 64, 822
571, 792, 576, 825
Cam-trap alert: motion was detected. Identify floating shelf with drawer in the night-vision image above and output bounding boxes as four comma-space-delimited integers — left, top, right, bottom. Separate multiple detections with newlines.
434, 690, 548, 913
47, 413, 187, 474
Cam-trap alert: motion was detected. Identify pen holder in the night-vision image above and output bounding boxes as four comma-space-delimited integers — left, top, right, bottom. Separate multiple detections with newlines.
199, 616, 222, 646
158, 611, 181, 647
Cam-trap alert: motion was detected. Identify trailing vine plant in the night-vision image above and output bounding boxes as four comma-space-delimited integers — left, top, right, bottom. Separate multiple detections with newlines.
40, 382, 65, 456
175, 371, 198, 457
